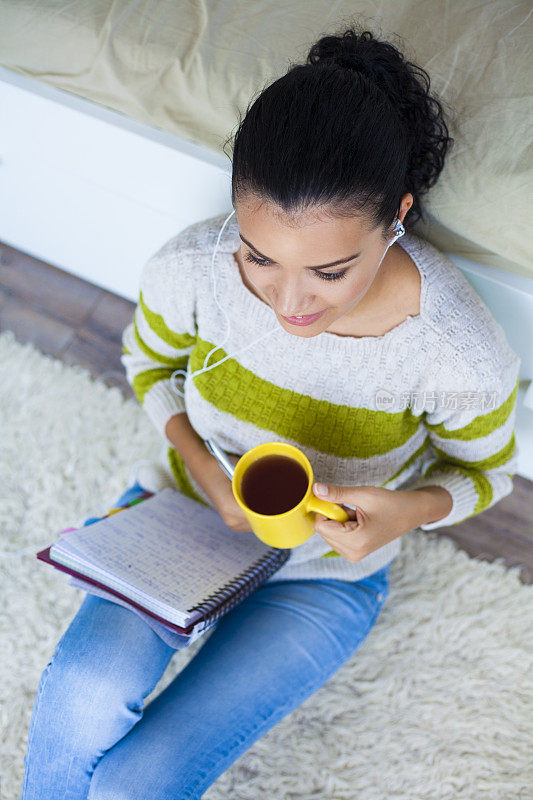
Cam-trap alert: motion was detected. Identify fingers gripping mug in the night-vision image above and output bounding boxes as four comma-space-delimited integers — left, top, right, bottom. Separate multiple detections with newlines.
231, 442, 349, 548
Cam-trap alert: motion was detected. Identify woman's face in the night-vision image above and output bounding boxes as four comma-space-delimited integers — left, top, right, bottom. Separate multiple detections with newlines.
233, 197, 410, 338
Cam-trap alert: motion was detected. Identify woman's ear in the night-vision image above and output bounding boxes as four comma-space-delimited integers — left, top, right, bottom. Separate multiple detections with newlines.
398, 192, 413, 224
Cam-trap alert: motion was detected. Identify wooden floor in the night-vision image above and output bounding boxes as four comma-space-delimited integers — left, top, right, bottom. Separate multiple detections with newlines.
1, 240, 532, 584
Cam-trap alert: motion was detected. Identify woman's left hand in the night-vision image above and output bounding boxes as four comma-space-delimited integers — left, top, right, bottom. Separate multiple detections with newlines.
312, 482, 422, 563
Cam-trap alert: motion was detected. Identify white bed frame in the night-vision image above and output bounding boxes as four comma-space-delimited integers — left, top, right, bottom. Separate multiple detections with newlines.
1, 65, 532, 481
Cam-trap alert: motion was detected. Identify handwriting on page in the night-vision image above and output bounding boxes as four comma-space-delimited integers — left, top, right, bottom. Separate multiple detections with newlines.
53, 488, 273, 615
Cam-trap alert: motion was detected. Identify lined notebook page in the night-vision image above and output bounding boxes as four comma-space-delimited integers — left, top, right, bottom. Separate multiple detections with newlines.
50, 488, 277, 626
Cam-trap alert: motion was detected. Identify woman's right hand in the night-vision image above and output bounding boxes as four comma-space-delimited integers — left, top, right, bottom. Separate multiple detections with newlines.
196, 453, 252, 533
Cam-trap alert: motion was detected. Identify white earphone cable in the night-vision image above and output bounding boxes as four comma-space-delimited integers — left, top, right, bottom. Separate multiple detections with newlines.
169, 208, 281, 400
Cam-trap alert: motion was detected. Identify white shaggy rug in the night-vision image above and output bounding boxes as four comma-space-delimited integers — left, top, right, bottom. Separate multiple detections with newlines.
0, 327, 532, 800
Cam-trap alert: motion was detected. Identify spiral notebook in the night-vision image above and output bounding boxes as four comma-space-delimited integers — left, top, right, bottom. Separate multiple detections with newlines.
36, 487, 291, 637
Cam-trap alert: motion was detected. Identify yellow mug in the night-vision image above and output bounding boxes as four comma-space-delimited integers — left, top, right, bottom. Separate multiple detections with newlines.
231, 441, 349, 548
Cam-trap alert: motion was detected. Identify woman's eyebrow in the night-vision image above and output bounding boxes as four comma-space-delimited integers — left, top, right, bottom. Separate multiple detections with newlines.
239, 234, 361, 269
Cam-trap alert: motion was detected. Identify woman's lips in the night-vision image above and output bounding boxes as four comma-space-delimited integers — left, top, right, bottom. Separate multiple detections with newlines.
281, 309, 327, 326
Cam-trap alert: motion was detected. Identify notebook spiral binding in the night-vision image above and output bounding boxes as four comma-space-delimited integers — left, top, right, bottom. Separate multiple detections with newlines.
188, 547, 291, 629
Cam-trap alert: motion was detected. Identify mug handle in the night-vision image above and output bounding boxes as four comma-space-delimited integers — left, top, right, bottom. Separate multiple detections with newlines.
306, 495, 349, 523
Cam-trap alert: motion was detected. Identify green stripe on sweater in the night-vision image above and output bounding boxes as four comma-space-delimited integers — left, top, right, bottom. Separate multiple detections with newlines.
132, 363, 188, 404
134, 315, 193, 367
139, 291, 196, 350
423, 461, 493, 518
432, 431, 516, 471
425, 378, 518, 441
189, 338, 423, 459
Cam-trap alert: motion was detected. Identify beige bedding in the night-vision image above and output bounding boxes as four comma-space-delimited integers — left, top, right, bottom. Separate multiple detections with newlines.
0, 0, 531, 278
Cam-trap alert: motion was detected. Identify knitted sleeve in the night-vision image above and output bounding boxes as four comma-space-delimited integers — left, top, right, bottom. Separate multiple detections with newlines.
120, 234, 197, 444
407, 353, 521, 530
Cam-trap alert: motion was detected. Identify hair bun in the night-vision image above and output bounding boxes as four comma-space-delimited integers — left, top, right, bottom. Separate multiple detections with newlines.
308, 29, 377, 79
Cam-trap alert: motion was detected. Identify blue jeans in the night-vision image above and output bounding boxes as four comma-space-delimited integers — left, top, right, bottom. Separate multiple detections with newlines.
21, 482, 392, 800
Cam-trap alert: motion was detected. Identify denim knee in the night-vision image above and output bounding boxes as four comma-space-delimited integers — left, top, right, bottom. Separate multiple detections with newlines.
32, 633, 144, 757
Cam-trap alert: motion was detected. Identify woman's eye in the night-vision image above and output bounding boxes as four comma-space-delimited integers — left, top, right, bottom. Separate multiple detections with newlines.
244, 251, 270, 267
243, 251, 348, 282
315, 269, 349, 282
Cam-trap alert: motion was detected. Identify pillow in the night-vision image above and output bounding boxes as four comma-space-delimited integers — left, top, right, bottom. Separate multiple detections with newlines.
0, 0, 530, 276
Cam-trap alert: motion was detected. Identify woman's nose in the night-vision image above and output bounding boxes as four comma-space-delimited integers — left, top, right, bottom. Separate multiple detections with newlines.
274, 281, 313, 316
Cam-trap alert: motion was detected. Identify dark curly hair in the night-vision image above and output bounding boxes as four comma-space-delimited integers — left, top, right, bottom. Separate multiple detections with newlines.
224, 24, 455, 238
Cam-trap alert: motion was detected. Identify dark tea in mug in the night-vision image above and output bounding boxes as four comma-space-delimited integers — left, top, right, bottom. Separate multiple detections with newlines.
240, 454, 309, 515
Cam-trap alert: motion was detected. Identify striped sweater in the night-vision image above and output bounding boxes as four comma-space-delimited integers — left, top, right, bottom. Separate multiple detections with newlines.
120, 211, 521, 584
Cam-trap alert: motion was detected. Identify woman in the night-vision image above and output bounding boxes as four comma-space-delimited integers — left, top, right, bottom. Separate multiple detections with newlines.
21, 26, 520, 799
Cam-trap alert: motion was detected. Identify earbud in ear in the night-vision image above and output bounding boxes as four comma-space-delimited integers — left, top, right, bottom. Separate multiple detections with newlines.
393, 218, 405, 236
